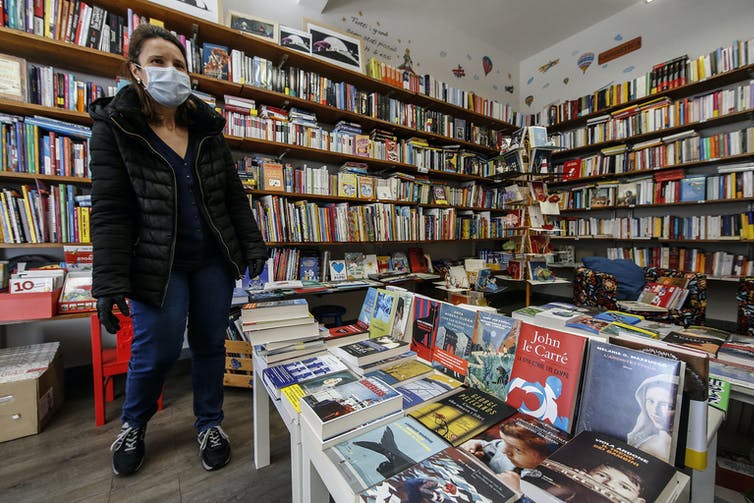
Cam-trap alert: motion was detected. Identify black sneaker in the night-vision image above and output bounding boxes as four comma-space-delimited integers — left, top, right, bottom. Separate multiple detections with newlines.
198, 425, 231, 471
111, 423, 146, 476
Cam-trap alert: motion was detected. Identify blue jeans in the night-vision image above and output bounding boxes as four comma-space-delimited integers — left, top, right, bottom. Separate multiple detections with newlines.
121, 257, 235, 433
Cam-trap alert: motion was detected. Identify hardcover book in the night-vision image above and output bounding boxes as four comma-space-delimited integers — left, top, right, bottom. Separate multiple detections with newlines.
358, 446, 520, 503
409, 387, 517, 446
575, 341, 685, 463
465, 312, 520, 400
329, 259, 348, 281
300, 377, 403, 440
298, 253, 320, 281
457, 412, 571, 495
389, 251, 410, 273
506, 322, 588, 433
395, 372, 463, 411
431, 303, 477, 381
411, 296, 443, 361
520, 430, 687, 503
201, 42, 230, 80
344, 251, 366, 280
338, 172, 358, 197
325, 416, 450, 493
357, 175, 374, 199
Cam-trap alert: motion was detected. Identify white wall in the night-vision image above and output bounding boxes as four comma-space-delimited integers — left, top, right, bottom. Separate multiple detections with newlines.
222, 0, 520, 107
519, 0, 754, 113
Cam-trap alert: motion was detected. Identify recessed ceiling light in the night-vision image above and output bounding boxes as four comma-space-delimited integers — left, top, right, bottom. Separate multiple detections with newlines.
645, 0, 655, 3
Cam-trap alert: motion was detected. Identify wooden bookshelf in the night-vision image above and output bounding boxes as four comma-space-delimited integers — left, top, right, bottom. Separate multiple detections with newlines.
263, 238, 506, 247
559, 197, 754, 212
0, 98, 92, 126
0, 171, 91, 185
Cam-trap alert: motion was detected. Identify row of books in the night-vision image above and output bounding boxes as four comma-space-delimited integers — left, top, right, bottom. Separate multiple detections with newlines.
553, 82, 754, 150
557, 125, 754, 180
606, 246, 754, 278
250, 195, 519, 243
557, 167, 754, 210
365, 57, 521, 125
24, 61, 115, 112
0, 114, 91, 177
555, 211, 754, 241
541, 39, 754, 125
0, 183, 89, 244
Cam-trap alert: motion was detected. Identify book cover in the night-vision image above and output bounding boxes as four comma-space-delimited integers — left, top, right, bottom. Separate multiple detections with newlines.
601, 321, 661, 340
409, 387, 517, 446
390, 251, 410, 273
575, 341, 685, 463
369, 289, 399, 338
338, 172, 358, 197
592, 310, 644, 325
395, 372, 463, 411
465, 312, 520, 400
344, 251, 366, 280
333, 337, 410, 366
329, 259, 348, 281
366, 358, 433, 386
563, 315, 611, 335
521, 430, 684, 503
457, 412, 571, 495
241, 297, 309, 323
262, 162, 284, 191
679, 175, 706, 202
389, 290, 414, 342
325, 416, 450, 493
363, 254, 379, 276
201, 42, 230, 80
298, 253, 320, 281
407, 247, 428, 273
300, 377, 403, 440
262, 353, 348, 399
616, 181, 638, 206
411, 296, 442, 361
357, 175, 374, 199
281, 369, 360, 413
431, 304, 477, 381
506, 322, 587, 433
358, 446, 519, 503
661, 331, 725, 357
528, 260, 555, 282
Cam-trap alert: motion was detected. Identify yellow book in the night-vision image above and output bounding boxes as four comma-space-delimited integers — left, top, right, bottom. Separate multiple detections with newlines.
80, 206, 91, 243
148, 18, 164, 28
20, 186, 38, 243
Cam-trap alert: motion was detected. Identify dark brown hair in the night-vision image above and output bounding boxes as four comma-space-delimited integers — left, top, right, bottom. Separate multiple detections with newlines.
123, 23, 195, 125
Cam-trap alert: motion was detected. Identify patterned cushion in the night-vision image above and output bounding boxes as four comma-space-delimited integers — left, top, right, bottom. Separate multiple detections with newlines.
737, 277, 754, 336
581, 257, 645, 300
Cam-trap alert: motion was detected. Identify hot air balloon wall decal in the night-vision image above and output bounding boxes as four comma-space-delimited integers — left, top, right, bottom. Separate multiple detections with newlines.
482, 56, 493, 76
306, 20, 365, 73
577, 51, 595, 74
278, 26, 312, 55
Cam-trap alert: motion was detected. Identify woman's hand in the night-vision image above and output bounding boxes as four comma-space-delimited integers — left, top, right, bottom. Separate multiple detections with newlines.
96, 296, 130, 334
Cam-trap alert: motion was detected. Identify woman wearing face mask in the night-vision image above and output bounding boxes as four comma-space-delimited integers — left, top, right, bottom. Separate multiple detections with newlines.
89, 24, 267, 476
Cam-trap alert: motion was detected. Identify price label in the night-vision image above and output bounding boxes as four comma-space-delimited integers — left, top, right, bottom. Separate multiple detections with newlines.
9, 276, 55, 294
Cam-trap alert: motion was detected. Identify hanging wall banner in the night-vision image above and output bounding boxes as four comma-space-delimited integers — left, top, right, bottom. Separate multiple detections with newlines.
598, 36, 642, 65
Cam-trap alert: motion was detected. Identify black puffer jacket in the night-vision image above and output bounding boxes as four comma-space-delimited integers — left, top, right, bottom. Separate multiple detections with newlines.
89, 86, 267, 307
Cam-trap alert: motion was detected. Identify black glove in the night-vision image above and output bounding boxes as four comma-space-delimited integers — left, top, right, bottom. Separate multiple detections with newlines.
96, 295, 130, 334
248, 258, 266, 279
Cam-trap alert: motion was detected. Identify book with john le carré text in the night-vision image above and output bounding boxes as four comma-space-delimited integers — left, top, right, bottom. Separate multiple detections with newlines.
431, 303, 477, 381
505, 322, 587, 434
575, 341, 685, 464
262, 353, 348, 399
300, 376, 403, 440
520, 430, 688, 503
325, 416, 450, 493
410, 295, 442, 361
409, 387, 517, 446
464, 312, 520, 401
359, 446, 520, 503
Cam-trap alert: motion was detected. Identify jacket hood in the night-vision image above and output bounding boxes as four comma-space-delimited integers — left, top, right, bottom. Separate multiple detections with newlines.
89, 84, 225, 135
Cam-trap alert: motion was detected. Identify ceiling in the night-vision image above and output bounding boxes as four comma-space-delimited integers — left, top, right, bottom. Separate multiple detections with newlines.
322, 0, 640, 60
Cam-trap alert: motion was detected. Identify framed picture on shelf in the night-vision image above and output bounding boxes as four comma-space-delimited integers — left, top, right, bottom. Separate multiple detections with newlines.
227, 10, 278, 42
146, 0, 222, 23
0, 53, 27, 102
305, 20, 364, 73
279, 26, 312, 54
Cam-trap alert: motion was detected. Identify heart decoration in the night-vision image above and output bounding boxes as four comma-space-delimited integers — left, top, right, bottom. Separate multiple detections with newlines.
331, 262, 345, 273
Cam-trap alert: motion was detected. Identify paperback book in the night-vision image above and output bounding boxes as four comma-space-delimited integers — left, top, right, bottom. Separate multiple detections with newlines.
365, 358, 433, 386
457, 412, 571, 495
431, 303, 477, 381
575, 341, 685, 463
394, 372, 464, 411
241, 298, 310, 324
281, 369, 360, 413
359, 446, 520, 503
409, 387, 517, 446
262, 353, 348, 399
300, 377, 403, 440
327, 287, 378, 338
369, 289, 399, 338
325, 416, 450, 493
505, 322, 588, 433
389, 290, 415, 343
464, 312, 520, 401
332, 337, 411, 367
411, 296, 443, 361
520, 430, 687, 503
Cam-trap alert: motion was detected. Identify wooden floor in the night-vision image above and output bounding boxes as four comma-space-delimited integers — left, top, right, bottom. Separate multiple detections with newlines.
0, 363, 293, 502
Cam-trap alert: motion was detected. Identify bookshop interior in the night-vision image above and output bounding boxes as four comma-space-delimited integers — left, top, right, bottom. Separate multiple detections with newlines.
3, 0, 754, 501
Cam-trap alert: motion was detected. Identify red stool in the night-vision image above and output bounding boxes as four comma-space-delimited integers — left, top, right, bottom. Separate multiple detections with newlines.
90, 312, 163, 426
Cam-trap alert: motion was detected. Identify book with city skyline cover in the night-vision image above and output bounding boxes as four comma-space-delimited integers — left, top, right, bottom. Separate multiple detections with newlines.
575, 341, 685, 464
410, 295, 443, 361
431, 303, 477, 381
324, 416, 450, 493
464, 312, 520, 401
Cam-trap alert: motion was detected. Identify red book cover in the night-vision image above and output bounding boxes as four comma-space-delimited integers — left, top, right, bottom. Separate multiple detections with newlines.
505, 322, 588, 433
407, 247, 428, 273
411, 296, 441, 362
561, 159, 581, 181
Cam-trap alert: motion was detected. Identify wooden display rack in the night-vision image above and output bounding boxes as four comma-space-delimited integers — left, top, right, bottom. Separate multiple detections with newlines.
223, 340, 253, 389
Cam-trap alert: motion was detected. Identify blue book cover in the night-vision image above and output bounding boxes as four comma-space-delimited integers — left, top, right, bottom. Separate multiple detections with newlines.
593, 310, 644, 325
465, 312, 520, 400
201, 42, 230, 80
358, 287, 379, 326
298, 255, 320, 281
262, 353, 348, 393
680, 175, 706, 202
431, 304, 477, 381
395, 372, 463, 410
325, 416, 450, 493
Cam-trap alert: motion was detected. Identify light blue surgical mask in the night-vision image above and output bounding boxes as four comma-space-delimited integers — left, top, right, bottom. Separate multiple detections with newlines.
136, 64, 191, 108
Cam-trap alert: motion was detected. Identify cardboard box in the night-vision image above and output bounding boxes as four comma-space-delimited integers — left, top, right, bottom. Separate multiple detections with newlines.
0, 342, 64, 442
